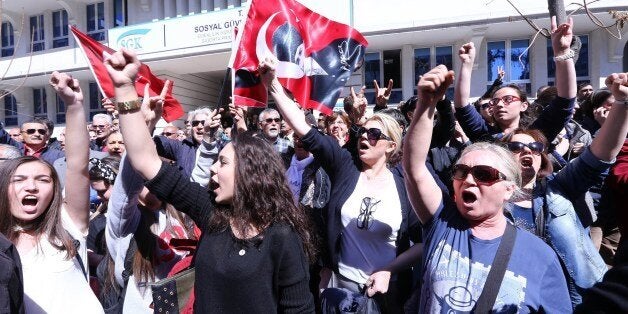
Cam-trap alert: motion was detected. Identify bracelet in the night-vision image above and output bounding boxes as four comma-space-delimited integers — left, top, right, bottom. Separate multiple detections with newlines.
615, 99, 628, 106
116, 98, 142, 113
553, 49, 575, 62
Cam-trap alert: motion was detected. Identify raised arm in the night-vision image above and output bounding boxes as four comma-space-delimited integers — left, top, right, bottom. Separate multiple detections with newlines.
50, 72, 90, 233
454, 42, 475, 109
259, 58, 312, 137
103, 48, 163, 181
590, 73, 628, 162
403, 65, 454, 224
551, 16, 576, 100
190, 109, 221, 187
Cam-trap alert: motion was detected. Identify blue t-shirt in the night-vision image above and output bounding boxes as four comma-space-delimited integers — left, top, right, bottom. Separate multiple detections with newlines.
419, 198, 571, 313
509, 203, 535, 234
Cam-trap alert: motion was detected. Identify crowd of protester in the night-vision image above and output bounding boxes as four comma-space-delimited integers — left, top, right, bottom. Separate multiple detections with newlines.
0, 15, 627, 314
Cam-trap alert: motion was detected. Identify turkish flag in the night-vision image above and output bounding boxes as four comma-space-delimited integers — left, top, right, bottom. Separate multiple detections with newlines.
71, 26, 184, 122
229, 0, 367, 115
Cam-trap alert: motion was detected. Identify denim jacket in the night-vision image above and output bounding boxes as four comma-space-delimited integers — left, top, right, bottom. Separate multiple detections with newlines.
506, 147, 611, 307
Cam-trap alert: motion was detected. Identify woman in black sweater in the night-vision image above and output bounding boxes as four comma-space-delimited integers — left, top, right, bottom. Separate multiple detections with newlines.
103, 49, 315, 313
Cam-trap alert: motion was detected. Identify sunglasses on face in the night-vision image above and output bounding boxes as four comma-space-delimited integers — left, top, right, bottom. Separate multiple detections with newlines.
23, 129, 47, 135
506, 141, 544, 155
489, 95, 521, 107
480, 103, 491, 109
163, 132, 175, 137
92, 124, 109, 129
191, 120, 205, 127
452, 164, 507, 185
264, 118, 281, 124
357, 127, 391, 142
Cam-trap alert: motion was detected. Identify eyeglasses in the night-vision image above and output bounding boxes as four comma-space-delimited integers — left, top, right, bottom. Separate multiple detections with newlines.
264, 118, 281, 124
357, 127, 391, 142
92, 124, 109, 129
452, 164, 507, 185
23, 129, 47, 135
163, 132, 175, 137
357, 197, 380, 230
191, 120, 205, 127
488, 95, 521, 107
506, 141, 544, 155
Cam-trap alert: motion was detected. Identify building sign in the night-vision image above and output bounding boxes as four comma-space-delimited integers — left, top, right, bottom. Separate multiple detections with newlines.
108, 7, 245, 53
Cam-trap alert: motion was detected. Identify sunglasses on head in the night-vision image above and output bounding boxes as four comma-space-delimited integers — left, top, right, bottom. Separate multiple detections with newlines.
489, 95, 521, 107
23, 128, 46, 135
506, 141, 544, 154
357, 127, 391, 142
452, 164, 507, 185
191, 120, 205, 127
264, 117, 281, 123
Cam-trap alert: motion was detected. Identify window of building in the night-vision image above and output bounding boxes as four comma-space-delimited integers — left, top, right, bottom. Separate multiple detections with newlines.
33, 88, 48, 119
414, 46, 454, 98
547, 35, 589, 85
487, 39, 531, 95
56, 94, 66, 124
363, 50, 403, 104
3, 94, 18, 126
1, 22, 14, 57
114, 0, 128, 27
52, 10, 69, 48
87, 2, 106, 41
89, 82, 106, 119
30, 15, 45, 52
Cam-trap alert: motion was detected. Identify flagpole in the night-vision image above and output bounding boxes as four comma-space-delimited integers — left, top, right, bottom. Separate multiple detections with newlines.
217, 67, 232, 111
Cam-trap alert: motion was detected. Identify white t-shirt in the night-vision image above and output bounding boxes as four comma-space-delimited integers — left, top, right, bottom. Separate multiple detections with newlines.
337, 171, 402, 284
21, 207, 104, 314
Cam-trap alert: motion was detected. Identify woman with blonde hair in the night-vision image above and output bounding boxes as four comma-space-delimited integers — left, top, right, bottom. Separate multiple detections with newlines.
259, 58, 421, 312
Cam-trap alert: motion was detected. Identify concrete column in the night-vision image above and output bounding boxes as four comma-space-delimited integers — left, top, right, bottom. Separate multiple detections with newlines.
401, 44, 414, 101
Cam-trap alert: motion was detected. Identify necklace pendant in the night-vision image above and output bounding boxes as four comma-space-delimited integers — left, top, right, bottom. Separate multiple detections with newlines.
238, 249, 246, 256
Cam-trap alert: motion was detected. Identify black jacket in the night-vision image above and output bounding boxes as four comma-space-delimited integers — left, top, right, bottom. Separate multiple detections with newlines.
0, 233, 24, 314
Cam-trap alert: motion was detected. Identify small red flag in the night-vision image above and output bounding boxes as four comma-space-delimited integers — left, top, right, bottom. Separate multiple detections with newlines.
71, 26, 184, 122
229, 0, 368, 115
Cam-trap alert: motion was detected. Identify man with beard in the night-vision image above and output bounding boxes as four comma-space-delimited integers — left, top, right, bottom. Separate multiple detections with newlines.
0, 118, 64, 164
258, 108, 293, 167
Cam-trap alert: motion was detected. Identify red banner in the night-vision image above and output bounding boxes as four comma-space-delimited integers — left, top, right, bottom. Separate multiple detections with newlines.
229, 0, 367, 115
71, 26, 184, 122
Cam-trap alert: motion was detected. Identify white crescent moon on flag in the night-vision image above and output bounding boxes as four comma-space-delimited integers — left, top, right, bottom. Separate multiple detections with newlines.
256, 12, 327, 79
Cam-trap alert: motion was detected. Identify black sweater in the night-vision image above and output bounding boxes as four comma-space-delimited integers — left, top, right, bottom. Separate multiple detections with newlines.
145, 163, 314, 313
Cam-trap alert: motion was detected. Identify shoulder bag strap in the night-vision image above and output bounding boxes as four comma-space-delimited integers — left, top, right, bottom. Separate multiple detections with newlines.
473, 222, 518, 313
535, 178, 548, 239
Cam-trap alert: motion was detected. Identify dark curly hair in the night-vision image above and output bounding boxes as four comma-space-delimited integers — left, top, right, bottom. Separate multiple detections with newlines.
207, 132, 316, 261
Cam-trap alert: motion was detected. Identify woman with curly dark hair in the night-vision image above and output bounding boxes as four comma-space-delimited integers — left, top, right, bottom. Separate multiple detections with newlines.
103, 48, 315, 313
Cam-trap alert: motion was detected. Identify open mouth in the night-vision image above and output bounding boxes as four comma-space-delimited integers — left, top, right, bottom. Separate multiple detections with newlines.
359, 142, 369, 150
22, 195, 38, 207
209, 178, 220, 193
461, 190, 477, 204
520, 156, 534, 168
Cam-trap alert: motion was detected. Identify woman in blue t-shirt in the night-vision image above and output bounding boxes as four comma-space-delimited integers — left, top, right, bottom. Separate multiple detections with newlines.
404, 65, 572, 313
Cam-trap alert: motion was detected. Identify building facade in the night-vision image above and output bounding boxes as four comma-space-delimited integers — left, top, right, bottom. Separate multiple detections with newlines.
1, 0, 627, 133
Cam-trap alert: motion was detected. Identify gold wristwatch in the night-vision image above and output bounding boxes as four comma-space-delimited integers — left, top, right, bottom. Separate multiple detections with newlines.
116, 98, 142, 113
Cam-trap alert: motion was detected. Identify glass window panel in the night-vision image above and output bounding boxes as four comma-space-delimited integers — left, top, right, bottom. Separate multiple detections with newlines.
575, 35, 588, 77
89, 82, 102, 110
56, 94, 66, 123
383, 50, 401, 89
546, 39, 555, 79
114, 0, 127, 27
414, 48, 430, 84
364, 53, 380, 89
98, 2, 105, 29
510, 39, 530, 81
87, 4, 96, 31
4, 95, 18, 126
53, 11, 61, 37
435, 46, 453, 69
487, 41, 505, 82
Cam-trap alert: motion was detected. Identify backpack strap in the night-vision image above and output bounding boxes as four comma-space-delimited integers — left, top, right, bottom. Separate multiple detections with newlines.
473, 223, 517, 313
73, 239, 88, 280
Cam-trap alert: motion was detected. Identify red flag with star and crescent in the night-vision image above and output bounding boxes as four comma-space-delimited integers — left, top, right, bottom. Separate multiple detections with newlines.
70, 25, 184, 122
228, 0, 368, 115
